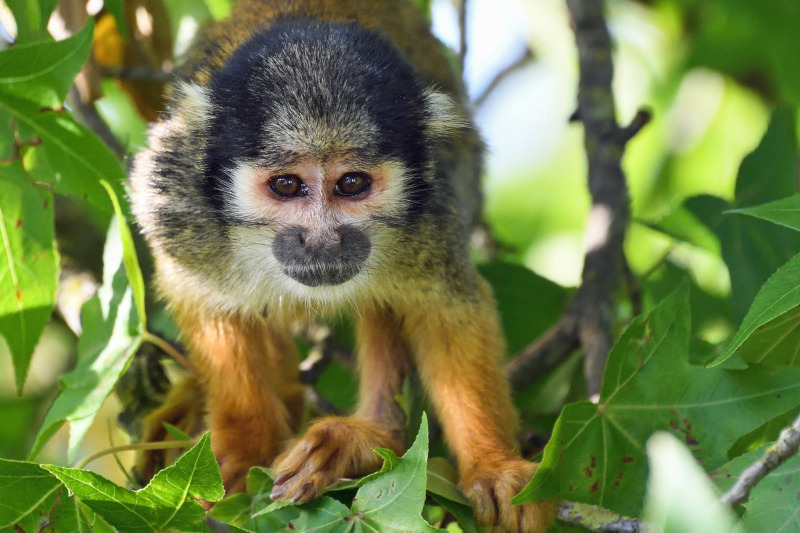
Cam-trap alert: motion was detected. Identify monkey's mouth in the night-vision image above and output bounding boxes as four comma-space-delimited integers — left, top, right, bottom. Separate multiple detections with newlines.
280, 262, 364, 287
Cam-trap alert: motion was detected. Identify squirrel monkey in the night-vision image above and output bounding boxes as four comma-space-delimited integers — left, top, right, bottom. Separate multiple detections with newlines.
129, 0, 554, 531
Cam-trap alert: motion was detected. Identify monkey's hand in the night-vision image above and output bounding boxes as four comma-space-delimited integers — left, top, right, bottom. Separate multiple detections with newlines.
270, 416, 403, 503
460, 459, 555, 533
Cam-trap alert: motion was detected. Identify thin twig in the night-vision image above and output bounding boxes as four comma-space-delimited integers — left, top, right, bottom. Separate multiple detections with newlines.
142, 331, 197, 374
107, 421, 138, 487
557, 501, 645, 532
473, 47, 535, 108
721, 410, 800, 507
74, 439, 198, 470
506, 318, 579, 393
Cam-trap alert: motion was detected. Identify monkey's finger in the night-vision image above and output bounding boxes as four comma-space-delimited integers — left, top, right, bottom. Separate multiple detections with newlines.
466, 481, 499, 526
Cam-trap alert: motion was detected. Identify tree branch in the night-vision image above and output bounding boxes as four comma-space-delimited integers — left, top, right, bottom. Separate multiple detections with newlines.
473, 47, 535, 108
507, 0, 649, 398
721, 410, 800, 507
506, 318, 579, 393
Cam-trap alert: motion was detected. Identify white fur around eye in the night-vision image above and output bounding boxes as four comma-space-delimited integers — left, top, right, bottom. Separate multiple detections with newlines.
222, 162, 275, 221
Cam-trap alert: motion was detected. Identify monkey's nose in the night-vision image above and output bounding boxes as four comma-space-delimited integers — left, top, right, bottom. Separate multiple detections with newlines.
297, 228, 342, 250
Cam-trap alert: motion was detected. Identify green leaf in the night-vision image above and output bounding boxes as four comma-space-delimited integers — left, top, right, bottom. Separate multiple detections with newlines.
101, 180, 147, 331
44, 434, 223, 533
283, 497, 351, 533
4, 0, 59, 43
739, 306, 800, 367
711, 251, 800, 367
425, 458, 468, 506
0, 161, 57, 394
0, 459, 117, 532
0, 22, 93, 107
203, 0, 233, 20
0, 93, 124, 219
30, 216, 143, 461
643, 433, 737, 533
349, 413, 440, 532
711, 443, 800, 531
516, 282, 800, 516
0, 460, 61, 531
479, 261, 569, 355
425, 458, 479, 533
729, 193, 800, 232
734, 108, 798, 205
686, 108, 800, 323
228, 417, 440, 532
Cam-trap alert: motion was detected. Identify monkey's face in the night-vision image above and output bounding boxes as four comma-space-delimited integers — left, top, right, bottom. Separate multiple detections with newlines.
133, 21, 467, 314
223, 156, 411, 296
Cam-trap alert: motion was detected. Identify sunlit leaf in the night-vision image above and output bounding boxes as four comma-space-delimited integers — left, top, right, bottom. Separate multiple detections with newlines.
0, 161, 57, 393
349, 414, 439, 531
710, 251, 800, 367
203, 0, 233, 20
0, 460, 61, 531
729, 193, 800, 233
0, 93, 125, 221
30, 217, 143, 462
516, 283, 800, 516
0, 22, 92, 107
687, 108, 800, 323
4, 0, 58, 43
223, 416, 440, 532
44, 434, 223, 533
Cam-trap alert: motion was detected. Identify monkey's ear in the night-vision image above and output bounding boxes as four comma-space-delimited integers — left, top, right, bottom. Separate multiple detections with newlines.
423, 90, 471, 138
171, 82, 213, 126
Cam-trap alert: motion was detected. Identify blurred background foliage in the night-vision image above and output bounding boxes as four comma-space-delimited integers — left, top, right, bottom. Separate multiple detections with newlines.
0, 0, 798, 510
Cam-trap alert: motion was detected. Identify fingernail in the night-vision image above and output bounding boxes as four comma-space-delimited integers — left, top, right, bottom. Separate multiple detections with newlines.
291, 482, 311, 504
270, 485, 288, 500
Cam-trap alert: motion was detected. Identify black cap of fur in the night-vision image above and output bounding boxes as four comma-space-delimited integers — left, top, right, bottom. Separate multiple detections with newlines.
204, 21, 432, 218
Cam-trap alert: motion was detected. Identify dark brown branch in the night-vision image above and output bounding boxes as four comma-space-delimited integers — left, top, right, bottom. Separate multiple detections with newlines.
567, 0, 632, 398
506, 318, 579, 393
473, 47, 535, 108
721, 410, 800, 507
507, 0, 646, 398
557, 501, 643, 532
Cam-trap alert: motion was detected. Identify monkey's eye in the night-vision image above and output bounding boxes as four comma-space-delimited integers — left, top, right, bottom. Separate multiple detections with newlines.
270, 174, 305, 198
334, 172, 371, 197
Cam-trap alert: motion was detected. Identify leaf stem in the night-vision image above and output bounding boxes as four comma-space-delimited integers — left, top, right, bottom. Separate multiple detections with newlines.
74, 439, 198, 470
142, 331, 196, 373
